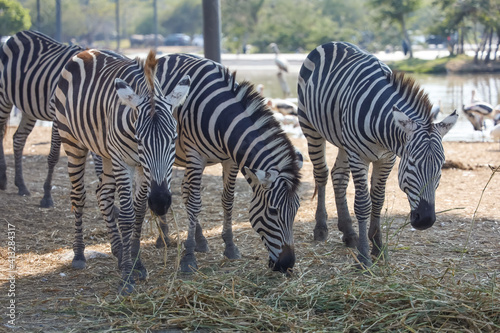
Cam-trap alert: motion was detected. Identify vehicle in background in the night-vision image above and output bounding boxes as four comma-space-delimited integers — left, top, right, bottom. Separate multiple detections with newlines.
164, 33, 191, 46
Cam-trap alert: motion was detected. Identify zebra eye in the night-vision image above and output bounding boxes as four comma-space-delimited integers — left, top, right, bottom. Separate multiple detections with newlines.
268, 208, 278, 216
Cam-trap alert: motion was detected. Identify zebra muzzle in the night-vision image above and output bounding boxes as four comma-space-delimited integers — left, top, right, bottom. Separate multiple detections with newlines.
148, 181, 172, 216
269, 244, 295, 274
410, 199, 436, 230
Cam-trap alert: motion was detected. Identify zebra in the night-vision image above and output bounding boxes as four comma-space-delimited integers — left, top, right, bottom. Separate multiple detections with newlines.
0, 30, 85, 207
297, 42, 458, 267
55, 49, 190, 294
155, 54, 302, 273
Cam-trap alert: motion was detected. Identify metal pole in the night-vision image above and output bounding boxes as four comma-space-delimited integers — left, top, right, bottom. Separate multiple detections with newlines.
116, 0, 120, 51
154, 0, 158, 52
37, 0, 41, 31
202, 0, 221, 63
55, 0, 61, 41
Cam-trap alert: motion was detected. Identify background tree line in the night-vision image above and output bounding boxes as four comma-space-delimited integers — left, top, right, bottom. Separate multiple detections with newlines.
1, 0, 499, 62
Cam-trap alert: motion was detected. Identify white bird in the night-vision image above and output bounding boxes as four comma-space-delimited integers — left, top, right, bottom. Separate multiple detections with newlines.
269, 43, 289, 73
430, 100, 441, 120
463, 90, 496, 131
266, 98, 298, 116
276, 71, 291, 98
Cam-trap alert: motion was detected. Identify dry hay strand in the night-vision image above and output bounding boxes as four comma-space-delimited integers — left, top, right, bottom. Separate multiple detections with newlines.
62, 257, 499, 332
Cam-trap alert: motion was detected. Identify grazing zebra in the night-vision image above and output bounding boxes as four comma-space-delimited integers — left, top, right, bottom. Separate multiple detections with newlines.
0, 30, 85, 207
55, 49, 190, 294
155, 54, 302, 273
297, 42, 458, 267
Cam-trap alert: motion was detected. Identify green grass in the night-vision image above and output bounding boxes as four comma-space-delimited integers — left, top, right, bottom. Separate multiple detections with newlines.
387, 56, 452, 74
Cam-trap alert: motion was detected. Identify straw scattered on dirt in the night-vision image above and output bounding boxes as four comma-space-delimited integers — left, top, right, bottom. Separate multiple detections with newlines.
1, 126, 499, 332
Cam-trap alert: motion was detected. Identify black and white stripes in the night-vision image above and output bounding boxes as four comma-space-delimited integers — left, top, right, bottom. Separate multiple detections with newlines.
55, 49, 189, 293
0, 30, 84, 206
156, 54, 301, 273
298, 42, 457, 267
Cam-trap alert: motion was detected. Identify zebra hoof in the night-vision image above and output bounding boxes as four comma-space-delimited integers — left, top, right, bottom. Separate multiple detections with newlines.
17, 186, 31, 197
180, 254, 198, 273
155, 235, 172, 248
313, 227, 328, 241
133, 265, 148, 281
72, 259, 86, 269
355, 254, 372, 270
118, 278, 135, 296
224, 245, 241, 259
40, 196, 54, 208
371, 246, 388, 262
342, 233, 358, 248
195, 240, 209, 253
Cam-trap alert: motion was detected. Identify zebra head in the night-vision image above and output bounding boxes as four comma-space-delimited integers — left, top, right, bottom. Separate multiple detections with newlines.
244, 153, 302, 273
115, 71, 190, 217
393, 108, 458, 230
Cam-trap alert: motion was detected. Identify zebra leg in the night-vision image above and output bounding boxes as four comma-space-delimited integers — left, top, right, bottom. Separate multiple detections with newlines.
332, 149, 357, 248
66, 146, 89, 270
0, 102, 14, 191
180, 160, 205, 272
12, 113, 37, 196
306, 136, 329, 241
130, 168, 148, 280
40, 123, 62, 208
96, 158, 123, 269
92, 152, 120, 220
113, 161, 136, 294
155, 214, 172, 248
348, 154, 372, 268
221, 161, 241, 259
369, 156, 396, 260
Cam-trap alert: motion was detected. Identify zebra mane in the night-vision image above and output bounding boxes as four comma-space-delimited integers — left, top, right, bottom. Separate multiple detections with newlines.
136, 50, 158, 116
391, 71, 433, 123
234, 80, 301, 193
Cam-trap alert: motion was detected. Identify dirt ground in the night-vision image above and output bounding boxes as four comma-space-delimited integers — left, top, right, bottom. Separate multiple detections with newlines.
1, 125, 499, 331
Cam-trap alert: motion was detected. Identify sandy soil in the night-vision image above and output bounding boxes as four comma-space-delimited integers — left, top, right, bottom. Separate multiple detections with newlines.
0, 125, 499, 330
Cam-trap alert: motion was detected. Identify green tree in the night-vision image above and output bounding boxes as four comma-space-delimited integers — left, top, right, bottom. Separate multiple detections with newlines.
221, 0, 264, 53
0, 0, 31, 40
369, 0, 422, 58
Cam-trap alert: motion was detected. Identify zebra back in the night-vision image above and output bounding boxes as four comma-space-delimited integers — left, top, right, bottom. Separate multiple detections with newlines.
0, 30, 84, 121
156, 54, 301, 271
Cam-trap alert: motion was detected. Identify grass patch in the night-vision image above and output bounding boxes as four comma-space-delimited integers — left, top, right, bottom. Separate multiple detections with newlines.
387, 57, 451, 74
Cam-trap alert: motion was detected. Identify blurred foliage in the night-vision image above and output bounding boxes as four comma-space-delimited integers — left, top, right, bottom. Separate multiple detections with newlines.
5, 0, 499, 56
0, 0, 31, 38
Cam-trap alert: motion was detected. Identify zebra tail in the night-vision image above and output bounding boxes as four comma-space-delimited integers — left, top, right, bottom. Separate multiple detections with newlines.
312, 184, 318, 200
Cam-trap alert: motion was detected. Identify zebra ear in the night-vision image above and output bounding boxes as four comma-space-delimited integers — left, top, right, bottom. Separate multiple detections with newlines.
165, 75, 191, 109
392, 107, 417, 137
244, 167, 278, 189
435, 110, 458, 137
295, 148, 303, 169
115, 78, 142, 109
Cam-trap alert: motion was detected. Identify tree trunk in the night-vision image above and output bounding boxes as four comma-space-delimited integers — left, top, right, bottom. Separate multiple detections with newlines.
474, 32, 486, 64
494, 29, 500, 62
459, 26, 465, 54
484, 28, 493, 64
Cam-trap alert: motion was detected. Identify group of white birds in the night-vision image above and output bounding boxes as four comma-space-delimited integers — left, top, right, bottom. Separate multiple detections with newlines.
462, 89, 500, 143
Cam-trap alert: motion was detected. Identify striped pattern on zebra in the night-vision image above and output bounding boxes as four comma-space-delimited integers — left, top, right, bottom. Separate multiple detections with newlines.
0, 30, 84, 207
297, 42, 458, 267
156, 54, 302, 273
55, 49, 190, 294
